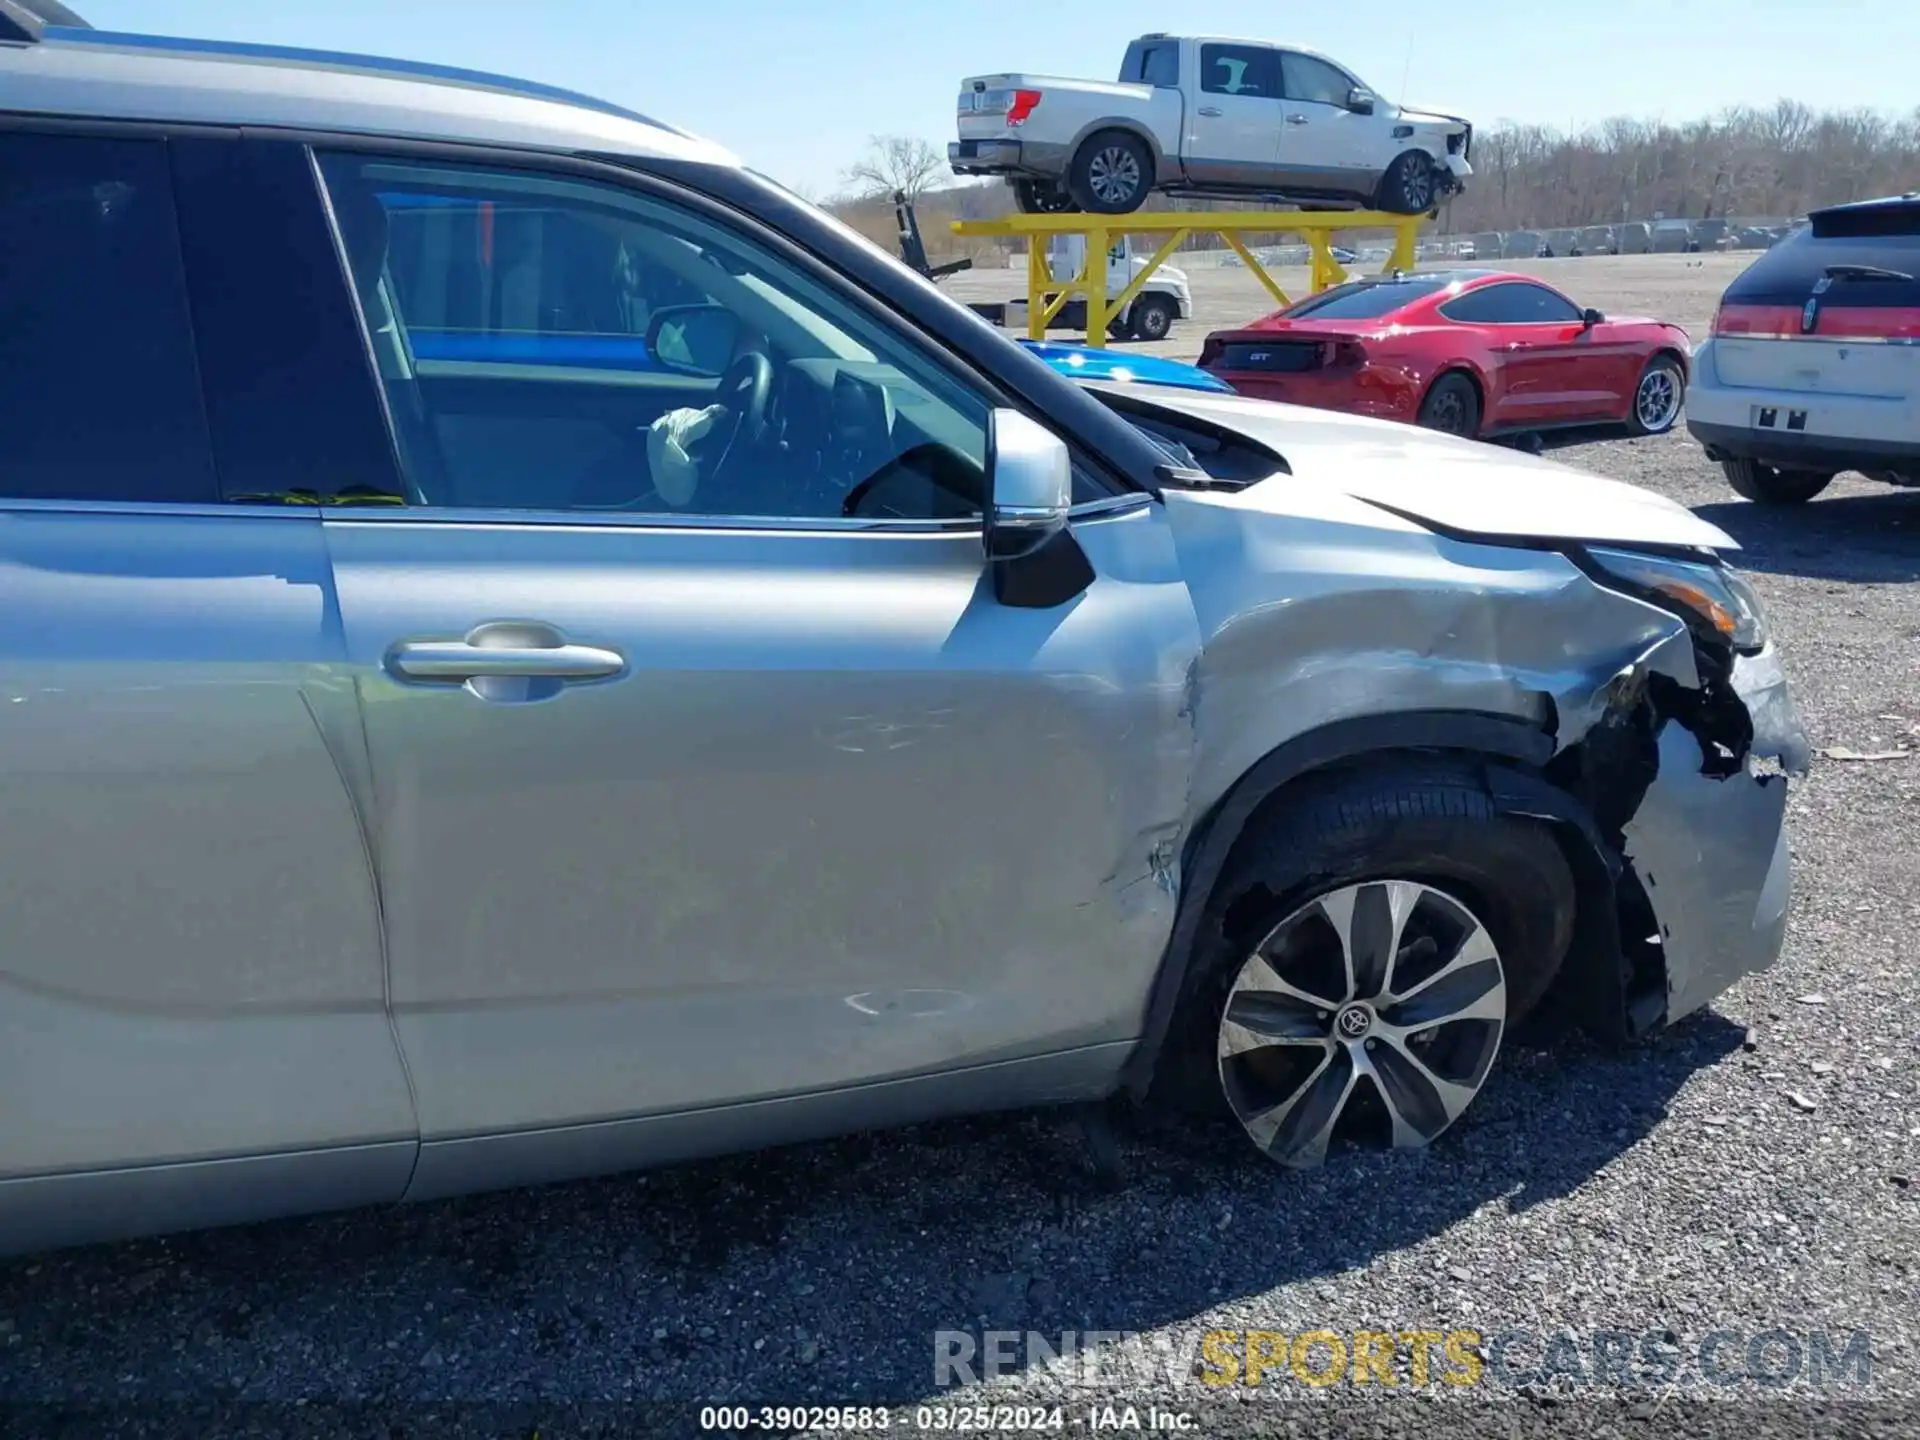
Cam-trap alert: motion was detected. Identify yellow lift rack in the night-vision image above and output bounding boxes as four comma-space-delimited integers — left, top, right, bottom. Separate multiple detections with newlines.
949, 209, 1428, 347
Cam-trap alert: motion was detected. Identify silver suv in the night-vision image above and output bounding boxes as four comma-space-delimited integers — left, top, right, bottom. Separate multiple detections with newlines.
0, 4, 1807, 1254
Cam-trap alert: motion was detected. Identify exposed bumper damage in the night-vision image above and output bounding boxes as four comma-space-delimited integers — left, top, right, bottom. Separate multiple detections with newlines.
1546, 630, 1810, 1039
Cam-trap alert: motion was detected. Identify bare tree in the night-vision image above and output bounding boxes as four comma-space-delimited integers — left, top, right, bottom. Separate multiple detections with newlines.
841, 134, 947, 203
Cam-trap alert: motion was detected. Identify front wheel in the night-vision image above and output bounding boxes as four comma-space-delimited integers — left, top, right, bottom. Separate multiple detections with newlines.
1068, 130, 1153, 214
1376, 150, 1439, 214
1721, 458, 1833, 504
1162, 764, 1575, 1168
1624, 355, 1684, 436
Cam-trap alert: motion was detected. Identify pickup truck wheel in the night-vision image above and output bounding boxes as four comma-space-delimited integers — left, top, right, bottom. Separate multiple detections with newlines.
1069, 130, 1153, 214
1012, 179, 1077, 214
1158, 762, 1575, 1168
1376, 151, 1438, 214
1129, 294, 1177, 342
1721, 458, 1833, 504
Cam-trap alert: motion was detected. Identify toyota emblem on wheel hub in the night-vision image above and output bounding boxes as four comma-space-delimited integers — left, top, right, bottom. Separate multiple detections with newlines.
1335, 1004, 1374, 1040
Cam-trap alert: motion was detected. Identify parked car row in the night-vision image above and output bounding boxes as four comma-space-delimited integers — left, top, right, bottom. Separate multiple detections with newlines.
0, 1, 1809, 1256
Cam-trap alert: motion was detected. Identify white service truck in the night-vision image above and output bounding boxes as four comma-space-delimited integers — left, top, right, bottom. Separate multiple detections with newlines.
952, 33, 1473, 217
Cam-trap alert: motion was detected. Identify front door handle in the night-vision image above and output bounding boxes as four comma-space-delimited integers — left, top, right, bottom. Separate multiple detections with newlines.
1197, 105, 1223, 117
1286, 113, 1309, 125
386, 620, 625, 700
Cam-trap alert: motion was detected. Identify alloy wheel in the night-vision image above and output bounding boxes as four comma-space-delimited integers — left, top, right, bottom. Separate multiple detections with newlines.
1398, 158, 1434, 210
1635, 367, 1680, 431
1216, 880, 1506, 1168
1425, 390, 1468, 434
1088, 147, 1141, 206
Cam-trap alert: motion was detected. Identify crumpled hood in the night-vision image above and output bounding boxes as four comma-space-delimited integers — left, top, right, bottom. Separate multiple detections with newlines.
1088, 382, 1737, 552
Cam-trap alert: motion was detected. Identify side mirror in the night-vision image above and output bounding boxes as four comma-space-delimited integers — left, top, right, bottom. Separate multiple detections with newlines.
646, 303, 740, 376
1581, 307, 1604, 329
985, 409, 1092, 608
1347, 86, 1376, 115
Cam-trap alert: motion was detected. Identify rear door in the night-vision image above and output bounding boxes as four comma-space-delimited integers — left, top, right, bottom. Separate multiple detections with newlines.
1186, 42, 1282, 186
0, 127, 414, 1247
1442, 281, 1619, 425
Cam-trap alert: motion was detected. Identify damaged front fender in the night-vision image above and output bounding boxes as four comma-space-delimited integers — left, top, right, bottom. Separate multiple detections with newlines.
1616, 644, 1809, 1027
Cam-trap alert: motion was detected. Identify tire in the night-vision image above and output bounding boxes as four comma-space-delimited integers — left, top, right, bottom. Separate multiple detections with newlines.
1721, 458, 1833, 505
1011, 179, 1076, 215
1376, 150, 1438, 214
1624, 354, 1685, 436
1159, 761, 1576, 1167
1417, 371, 1481, 438
1129, 294, 1177, 342
1067, 130, 1153, 214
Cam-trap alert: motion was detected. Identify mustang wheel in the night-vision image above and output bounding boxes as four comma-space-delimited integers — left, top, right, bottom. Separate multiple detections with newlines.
1417, 372, 1481, 438
1625, 355, 1684, 436
1218, 880, 1506, 1167
1012, 179, 1077, 215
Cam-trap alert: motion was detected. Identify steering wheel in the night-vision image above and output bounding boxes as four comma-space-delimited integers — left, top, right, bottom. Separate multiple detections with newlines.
702, 351, 774, 482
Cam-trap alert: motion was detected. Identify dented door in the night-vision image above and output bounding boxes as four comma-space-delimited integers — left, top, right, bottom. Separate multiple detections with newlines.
326, 504, 1201, 1154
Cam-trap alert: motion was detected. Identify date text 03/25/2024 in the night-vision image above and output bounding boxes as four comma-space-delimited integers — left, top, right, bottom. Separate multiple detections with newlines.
696, 1405, 1197, 1431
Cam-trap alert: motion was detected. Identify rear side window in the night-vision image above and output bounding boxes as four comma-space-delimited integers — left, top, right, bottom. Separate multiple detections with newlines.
0, 131, 217, 504
1723, 210, 1920, 308
1284, 278, 1449, 320
1199, 45, 1281, 99
1440, 282, 1582, 324
1121, 41, 1179, 88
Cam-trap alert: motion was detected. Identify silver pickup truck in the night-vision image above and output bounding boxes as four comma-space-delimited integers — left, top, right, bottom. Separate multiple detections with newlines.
952, 33, 1473, 215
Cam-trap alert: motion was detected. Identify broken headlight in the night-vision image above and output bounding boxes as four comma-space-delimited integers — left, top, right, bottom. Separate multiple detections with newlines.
1585, 547, 1769, 655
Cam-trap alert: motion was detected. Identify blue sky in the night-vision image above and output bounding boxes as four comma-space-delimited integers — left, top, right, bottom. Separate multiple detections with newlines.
82, 0, 1920, 197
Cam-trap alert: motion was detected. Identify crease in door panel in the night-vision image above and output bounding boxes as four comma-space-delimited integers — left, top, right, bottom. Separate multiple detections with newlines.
298, 683, 423, 1195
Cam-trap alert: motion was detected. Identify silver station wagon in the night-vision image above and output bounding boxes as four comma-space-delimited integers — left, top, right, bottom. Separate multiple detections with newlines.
0, 2, 1807, 1254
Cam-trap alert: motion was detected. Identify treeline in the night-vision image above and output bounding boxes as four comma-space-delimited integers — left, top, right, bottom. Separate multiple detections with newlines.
1449, 101, 1920, 231
831, 100, 1920, 259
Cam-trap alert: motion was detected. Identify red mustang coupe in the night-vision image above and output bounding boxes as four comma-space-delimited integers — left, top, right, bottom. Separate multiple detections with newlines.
1197, 269, 1693, 442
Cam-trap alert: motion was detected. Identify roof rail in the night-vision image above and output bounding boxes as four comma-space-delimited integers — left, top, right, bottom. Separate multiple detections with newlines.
0, 0, 89, 42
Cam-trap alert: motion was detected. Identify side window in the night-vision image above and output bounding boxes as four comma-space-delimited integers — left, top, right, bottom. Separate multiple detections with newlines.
1138, 42, 1180, 88
1199, 45, 1281, 100
318, 154, 991, 523
0, 131, 217, 505
1281, 54, 1354, 108
1441, 283, 1583, 324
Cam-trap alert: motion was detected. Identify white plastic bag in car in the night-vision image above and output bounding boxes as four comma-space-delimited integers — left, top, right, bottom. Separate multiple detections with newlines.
646, 403, 725, 508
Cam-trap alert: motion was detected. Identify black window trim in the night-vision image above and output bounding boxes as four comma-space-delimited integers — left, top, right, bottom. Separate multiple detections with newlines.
1439, 280, 1583, 325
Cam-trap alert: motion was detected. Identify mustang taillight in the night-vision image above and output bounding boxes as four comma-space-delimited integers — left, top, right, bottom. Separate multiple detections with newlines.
1006, 89, 1043, 126
1324, 340, 1368, 368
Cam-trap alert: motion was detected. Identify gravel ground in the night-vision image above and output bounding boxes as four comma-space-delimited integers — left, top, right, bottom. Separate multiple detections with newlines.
2, 256, 1917, 1439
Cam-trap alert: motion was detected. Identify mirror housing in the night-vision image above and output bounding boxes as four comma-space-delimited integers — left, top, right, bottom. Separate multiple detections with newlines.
984, 409, 1092, 608
1581, 307, 1605, 329
646, 303, 740, 376
1346, 86, 1376, 115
